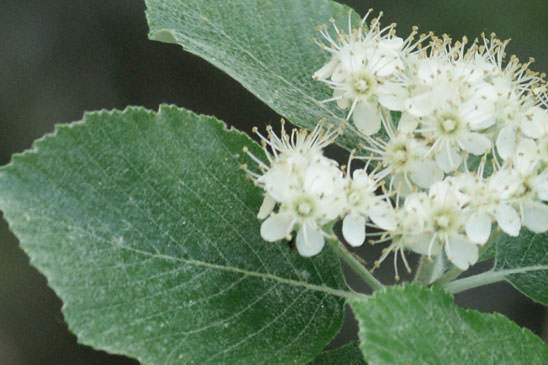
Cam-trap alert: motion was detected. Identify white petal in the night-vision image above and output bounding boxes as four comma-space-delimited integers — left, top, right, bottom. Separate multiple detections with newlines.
494, 204, 521, 236
458, 132, 491, 155
342, 213, 366, 247
521, 117, 541, 139
335, 89, 350, 109
489, 169, 521, 199
377, 83, 407, 111
534, 179, 548, 201
445, 235, 479, 270
515, 139, 540, 175
260, 163, 298, 202
465, 212, 492, 244
352, 168, 375, 188
402, 194, 429, 231
521, 107, 548, 138
368, 201, 398, 231
530, 107, 548, 135
260, 212, 294, 242
296, 223, 325, 257
430, 82, 460, 108
496, 125, 517, 160
460, 99, 496, 130
397, 112, 419, 134
313, 57, 339, 80
367, 49, 401, 77
410, 159, 444, 188
303, 161, 343, 197
378, 37, 404, 51
428, 180, 451, 200
435, 145, 462, 173
404, 93, 434, 117
405, 233, 442, 257
416, 59, 440, 85
353, 101, 381, 135
257, 194, 276, 219
522, 202, 548, 233
474, 82, 499, 100
390, 173, 413, 197
332, 64, 348, 83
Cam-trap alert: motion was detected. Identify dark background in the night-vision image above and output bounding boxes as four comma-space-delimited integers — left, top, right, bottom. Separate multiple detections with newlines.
1, 1, 547, 364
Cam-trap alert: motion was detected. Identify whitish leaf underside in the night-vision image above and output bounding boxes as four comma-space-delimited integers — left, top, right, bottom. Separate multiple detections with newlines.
145, 0, 363, 151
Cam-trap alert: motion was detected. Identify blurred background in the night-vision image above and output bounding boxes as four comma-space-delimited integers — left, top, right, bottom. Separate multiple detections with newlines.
0, 1, 547, 363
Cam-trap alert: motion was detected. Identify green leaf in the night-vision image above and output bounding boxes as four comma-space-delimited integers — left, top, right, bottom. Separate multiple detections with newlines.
310, 342, 366, 365
350, 284, 548, 364
494, 230, 548, 306
0, 105, 350, 364
144, 0, 363, 151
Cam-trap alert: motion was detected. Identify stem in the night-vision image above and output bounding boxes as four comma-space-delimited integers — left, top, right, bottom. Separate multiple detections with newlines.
329, 239, 384, 292
444, 270, 506, 293
444, 265, 548, 294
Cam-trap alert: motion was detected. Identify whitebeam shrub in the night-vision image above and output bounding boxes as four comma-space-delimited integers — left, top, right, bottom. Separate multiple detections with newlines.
1, 1, 548, 364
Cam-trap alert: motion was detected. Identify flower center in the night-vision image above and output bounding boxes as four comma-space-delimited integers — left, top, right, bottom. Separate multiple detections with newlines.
297, 202, 312, 215
517, 179, 534, 199
348, 191, 361, 205
394, 150, 407, 163
431, 207, 458, 233
294, 197, 316, 218
385, 139, 411, 169
435, 215, 450, 229
353, 79, 369, 93
441, 118, 457, 133
350, 72, 375, 96
434, 113, 462, 138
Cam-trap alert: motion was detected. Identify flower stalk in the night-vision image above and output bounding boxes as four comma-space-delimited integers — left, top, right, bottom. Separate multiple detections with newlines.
444, 265, 548, 294
328, 237, 385, 292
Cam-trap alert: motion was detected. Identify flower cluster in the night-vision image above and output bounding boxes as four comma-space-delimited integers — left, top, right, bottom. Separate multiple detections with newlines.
245, 10, 548, 275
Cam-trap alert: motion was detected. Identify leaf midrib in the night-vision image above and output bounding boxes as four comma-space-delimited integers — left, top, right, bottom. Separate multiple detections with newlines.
116, 241, 358, 300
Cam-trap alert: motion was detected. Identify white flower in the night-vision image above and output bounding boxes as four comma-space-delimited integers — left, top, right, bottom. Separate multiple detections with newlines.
478, 33, 544, 100
260, 160, 346, 256
372, 192, 429, 280
521, 107, 548, 139
455, 169, 521, 243
245, 120, 339, 207
403, 180, 479, 270
341, 168, 396, 247
402, 35, 517, 172
313, 11, 409, 135
243, 122, 346, 257
404, 36, 497, 118
491, 91, 544, 161
357, 112, 443, 195
448, 33, 547, 161
511, 139, 548, 233
404, 58, 452, 117
519, 106, 548, 164
416, 83, 494, 172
